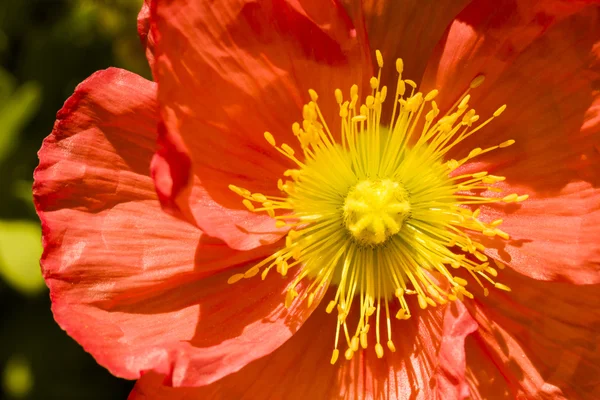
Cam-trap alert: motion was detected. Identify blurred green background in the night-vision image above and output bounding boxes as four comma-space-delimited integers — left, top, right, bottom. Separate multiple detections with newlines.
0, 1, 150, 398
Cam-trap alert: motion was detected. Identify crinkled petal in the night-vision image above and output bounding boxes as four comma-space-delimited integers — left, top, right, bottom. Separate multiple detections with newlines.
475, 180, 600, 284
33, 68, 317, 386
151, 0, 370, 250
129, 296, 477, 399
421, 1, 600, 283
464, 268, 600, 399
137, 0, 156, 72
421, 1, 600, 190
434, 301, 479, 399
341, 0, 472, 93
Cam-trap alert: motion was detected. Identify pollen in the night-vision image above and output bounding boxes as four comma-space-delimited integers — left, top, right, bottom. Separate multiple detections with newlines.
227, 51, 525, 364
343, 179, 410, 246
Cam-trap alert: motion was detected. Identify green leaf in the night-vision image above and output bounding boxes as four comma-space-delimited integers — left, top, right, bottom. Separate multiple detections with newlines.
0, 81, 42, 162
0, 220, 45, 295
2, 356, 34, 398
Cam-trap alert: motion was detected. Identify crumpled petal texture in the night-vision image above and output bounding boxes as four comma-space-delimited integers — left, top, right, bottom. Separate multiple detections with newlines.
129, 297, 477, 400
34, 0, 600, 398
464, 268, 600, 398
33, 68, 320, 387
151, 0, 371, 250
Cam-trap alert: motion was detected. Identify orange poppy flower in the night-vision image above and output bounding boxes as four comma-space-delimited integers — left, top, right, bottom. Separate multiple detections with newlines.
34, 0, 600, 399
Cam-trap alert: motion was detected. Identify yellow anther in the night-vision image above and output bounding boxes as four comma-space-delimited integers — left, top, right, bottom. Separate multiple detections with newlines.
494, 229, 510, 240
425, 297, 437, 307
242, 199, 255, 211
326, 300, 336, 314
375, 343, 384, 358
470, 75, 486, 88
281, 143, 295, 156
360, 331, 368, 349
494, 282, 512, 292
468, 148, 482, 158
502, 193, 518, 202
376, 49, 384, 68
344, 348, 354, 360
458, 94, 471, 109
453, 277, 468, 286
397, 79, 406, 96
387, 340, 396, 352
493, 104, 507, 117
405, 79, 417, 88
330, 349, 340, 365
424, 89, 439, 101
351, 336, 359, 352
335, 88, 343, 105
483, 228, 496, 237
475, 252, 488, 262
264, 131, 276, 146
494, 259, 506, 269
260, 268, 269, 280
380, 86, 388, 102
251, 193, 267, 202
227, 273, 244, 284
370, 77, 379, 89
395, 58, 404, 74
308, 89, 318, 102
482, 175, 505, 184
418, 295, 428, 309
517, 194, 529, 202
499, 139, 515, 148
228, 184, 244, 196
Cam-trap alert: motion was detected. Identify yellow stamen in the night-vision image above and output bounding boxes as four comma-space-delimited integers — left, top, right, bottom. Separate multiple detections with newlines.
228, 51, 524, 363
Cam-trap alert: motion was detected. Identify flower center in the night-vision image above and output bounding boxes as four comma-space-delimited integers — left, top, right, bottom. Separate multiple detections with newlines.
228, 50, 526, 365
343, 179, 410, 246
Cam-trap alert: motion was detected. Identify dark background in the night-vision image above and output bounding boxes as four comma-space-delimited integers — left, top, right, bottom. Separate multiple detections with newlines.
0, 1, 151, 398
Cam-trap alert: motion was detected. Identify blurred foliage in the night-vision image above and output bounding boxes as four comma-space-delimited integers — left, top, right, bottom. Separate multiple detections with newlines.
0, 0, 148, 398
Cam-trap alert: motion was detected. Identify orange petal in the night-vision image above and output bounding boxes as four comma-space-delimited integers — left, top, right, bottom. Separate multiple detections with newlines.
464, 268, 600, 398
136, 0, 156, 71
421, 1, 600, 190
475, 180, 600, 284
342, 0, 471, 86
129, 294, 478, 399
151, 0, 369, 250
34, 68, 317, 386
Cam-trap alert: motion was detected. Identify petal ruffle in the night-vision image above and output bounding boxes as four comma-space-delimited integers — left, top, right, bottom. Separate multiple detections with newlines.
129, 297, 477, 399
477, 181, 600, 284
464, 268, 600, 399
34, 68, 317, 386
342, 0, 472, 89
419, 2, 600, 283
137, 0, 156, 72
421, 1, 600, 190
151, 0, 370, 250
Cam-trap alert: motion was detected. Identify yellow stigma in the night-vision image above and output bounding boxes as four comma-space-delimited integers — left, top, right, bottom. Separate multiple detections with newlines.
227, 51, 525, 364
343, 179, 410, 246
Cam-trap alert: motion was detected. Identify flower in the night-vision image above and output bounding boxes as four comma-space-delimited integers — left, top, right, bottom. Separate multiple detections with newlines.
34, 0, 600, 399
